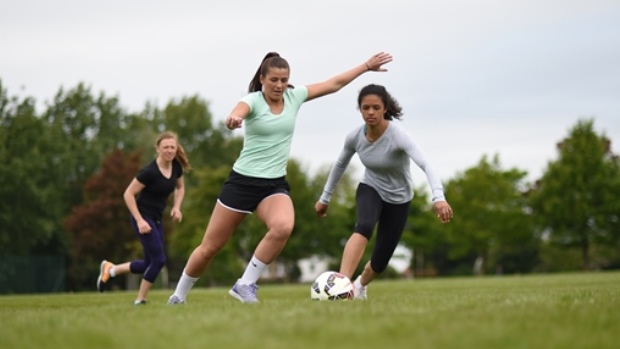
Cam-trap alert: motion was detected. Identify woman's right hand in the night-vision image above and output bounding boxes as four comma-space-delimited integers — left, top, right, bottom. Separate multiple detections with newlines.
226, 115, 243, 130
137, 218, 152, 234
315, 201, 329, 218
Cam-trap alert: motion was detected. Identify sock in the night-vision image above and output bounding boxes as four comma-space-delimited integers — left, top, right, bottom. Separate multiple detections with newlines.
239, 255, 267, 285
173, 270, 199, 300
355, 276, 364, 287
109, 267, 116, 278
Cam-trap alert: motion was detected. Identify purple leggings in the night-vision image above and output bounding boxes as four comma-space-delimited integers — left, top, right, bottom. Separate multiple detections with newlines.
129, 216, 166, 283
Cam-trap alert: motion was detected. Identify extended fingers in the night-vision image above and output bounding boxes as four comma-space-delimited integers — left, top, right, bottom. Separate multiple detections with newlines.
366, 52, 393, 70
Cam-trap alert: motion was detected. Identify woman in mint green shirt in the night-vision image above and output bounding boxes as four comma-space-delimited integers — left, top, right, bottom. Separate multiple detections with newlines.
168, 51, 393, 304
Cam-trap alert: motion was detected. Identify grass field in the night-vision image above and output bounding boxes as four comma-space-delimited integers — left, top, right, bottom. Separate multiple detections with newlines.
1, 272, 619, 349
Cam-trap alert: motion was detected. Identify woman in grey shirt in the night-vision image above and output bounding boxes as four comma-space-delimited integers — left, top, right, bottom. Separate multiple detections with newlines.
315, 84, 453, 299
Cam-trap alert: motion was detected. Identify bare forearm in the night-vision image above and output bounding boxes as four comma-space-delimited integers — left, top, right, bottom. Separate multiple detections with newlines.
124, 192, 143, 221
172, 188, 185, 210
325, 64, 368, 93
306, 52, 391, 101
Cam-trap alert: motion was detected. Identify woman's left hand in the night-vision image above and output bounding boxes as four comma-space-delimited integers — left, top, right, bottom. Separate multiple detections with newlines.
365, 52, 393, 72
315, 201, 329, 218
170, 208, 183, 222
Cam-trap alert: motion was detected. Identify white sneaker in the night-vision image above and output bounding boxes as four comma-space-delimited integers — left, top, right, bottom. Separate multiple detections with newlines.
228, 279, 259, 303
353, 276, 367, 300
167, 295, 185, 305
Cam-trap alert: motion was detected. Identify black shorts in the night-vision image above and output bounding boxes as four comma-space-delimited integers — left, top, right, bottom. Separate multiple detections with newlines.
217, 170, 291, 213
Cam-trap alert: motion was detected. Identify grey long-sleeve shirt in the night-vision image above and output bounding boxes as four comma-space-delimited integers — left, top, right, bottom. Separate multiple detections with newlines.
319, 121, 446, 205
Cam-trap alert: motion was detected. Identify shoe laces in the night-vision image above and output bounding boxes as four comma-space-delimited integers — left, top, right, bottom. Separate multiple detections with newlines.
237, 283, 259, 298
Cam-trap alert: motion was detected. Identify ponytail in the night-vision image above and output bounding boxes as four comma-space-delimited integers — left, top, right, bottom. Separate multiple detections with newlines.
248, 52, 291, 93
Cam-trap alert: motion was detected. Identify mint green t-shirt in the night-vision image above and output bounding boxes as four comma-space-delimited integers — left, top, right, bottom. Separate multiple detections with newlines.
232, 86, 308, 178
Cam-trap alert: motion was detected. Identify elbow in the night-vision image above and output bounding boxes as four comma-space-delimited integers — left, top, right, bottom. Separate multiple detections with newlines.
326, 78, 346, 94
123, 190, 133, 203
330, 82, 345, 94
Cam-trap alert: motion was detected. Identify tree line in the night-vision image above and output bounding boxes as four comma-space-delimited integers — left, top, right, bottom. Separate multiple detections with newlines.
1, 79, 619, 293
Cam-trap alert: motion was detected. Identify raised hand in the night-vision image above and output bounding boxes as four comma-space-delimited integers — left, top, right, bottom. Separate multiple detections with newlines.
365, 52, 393, 72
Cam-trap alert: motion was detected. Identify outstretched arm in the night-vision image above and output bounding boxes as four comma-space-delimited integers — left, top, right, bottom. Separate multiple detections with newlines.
306, 52, 393, 102
225, 102, 251, 130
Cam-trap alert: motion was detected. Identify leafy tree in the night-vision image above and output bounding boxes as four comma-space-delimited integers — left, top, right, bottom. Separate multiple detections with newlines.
64, 149, 143, 290
529, 119, 620, 269
400, 186, 447, 276
442, 155, 535, 275
42, 84, 106, 209
303, 162, 359, 258
0, 82, 64, 255
278, 160, 357, 280
136, 95, 241, 170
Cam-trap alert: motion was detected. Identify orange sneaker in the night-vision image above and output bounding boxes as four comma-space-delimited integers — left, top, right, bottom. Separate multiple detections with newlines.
97, 260, 114, 292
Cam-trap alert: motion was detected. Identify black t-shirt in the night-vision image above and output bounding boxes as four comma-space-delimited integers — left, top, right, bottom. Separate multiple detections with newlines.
135, 159, 183, 220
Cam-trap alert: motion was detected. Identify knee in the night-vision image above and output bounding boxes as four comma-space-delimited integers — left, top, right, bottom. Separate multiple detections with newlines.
151, 255, 166, 270
196, 244, 221, 260
355, 221, 375, 239
268, 220, 294, 240
370, 259, 388, 274
130, 261, 147, 274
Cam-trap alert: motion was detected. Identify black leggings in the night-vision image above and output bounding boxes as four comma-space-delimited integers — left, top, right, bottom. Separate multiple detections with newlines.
354, 183, 411, 273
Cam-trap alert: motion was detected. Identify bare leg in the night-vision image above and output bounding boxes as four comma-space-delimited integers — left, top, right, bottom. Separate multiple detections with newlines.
136, 279, 152, 301
359, 261, 379, 286
112, 262, 131, 276
254, 194, 295, 263
339, 233, 368, 279
226, 195, 294, 303
185, 202, 247, 277
170, 203, 247, 303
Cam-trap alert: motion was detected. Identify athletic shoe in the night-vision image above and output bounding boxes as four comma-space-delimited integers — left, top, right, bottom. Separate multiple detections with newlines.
228, 280, 259, 303
167, 295, 185, 305
353, 276, 367, 300
133, 300, 147, 306
97, 260, 114, 292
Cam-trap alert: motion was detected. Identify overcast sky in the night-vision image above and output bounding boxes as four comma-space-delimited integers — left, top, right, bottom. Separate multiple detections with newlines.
2, 0, 619, 191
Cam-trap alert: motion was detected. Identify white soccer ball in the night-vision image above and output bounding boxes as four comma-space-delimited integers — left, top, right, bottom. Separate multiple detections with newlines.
310, 271, 354, 301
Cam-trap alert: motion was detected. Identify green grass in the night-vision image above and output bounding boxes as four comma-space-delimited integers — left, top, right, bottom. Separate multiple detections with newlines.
1, 272, 619, 349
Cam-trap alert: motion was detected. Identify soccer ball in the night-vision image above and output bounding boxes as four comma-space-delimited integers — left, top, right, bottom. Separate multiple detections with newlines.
310, 271, 354, 301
